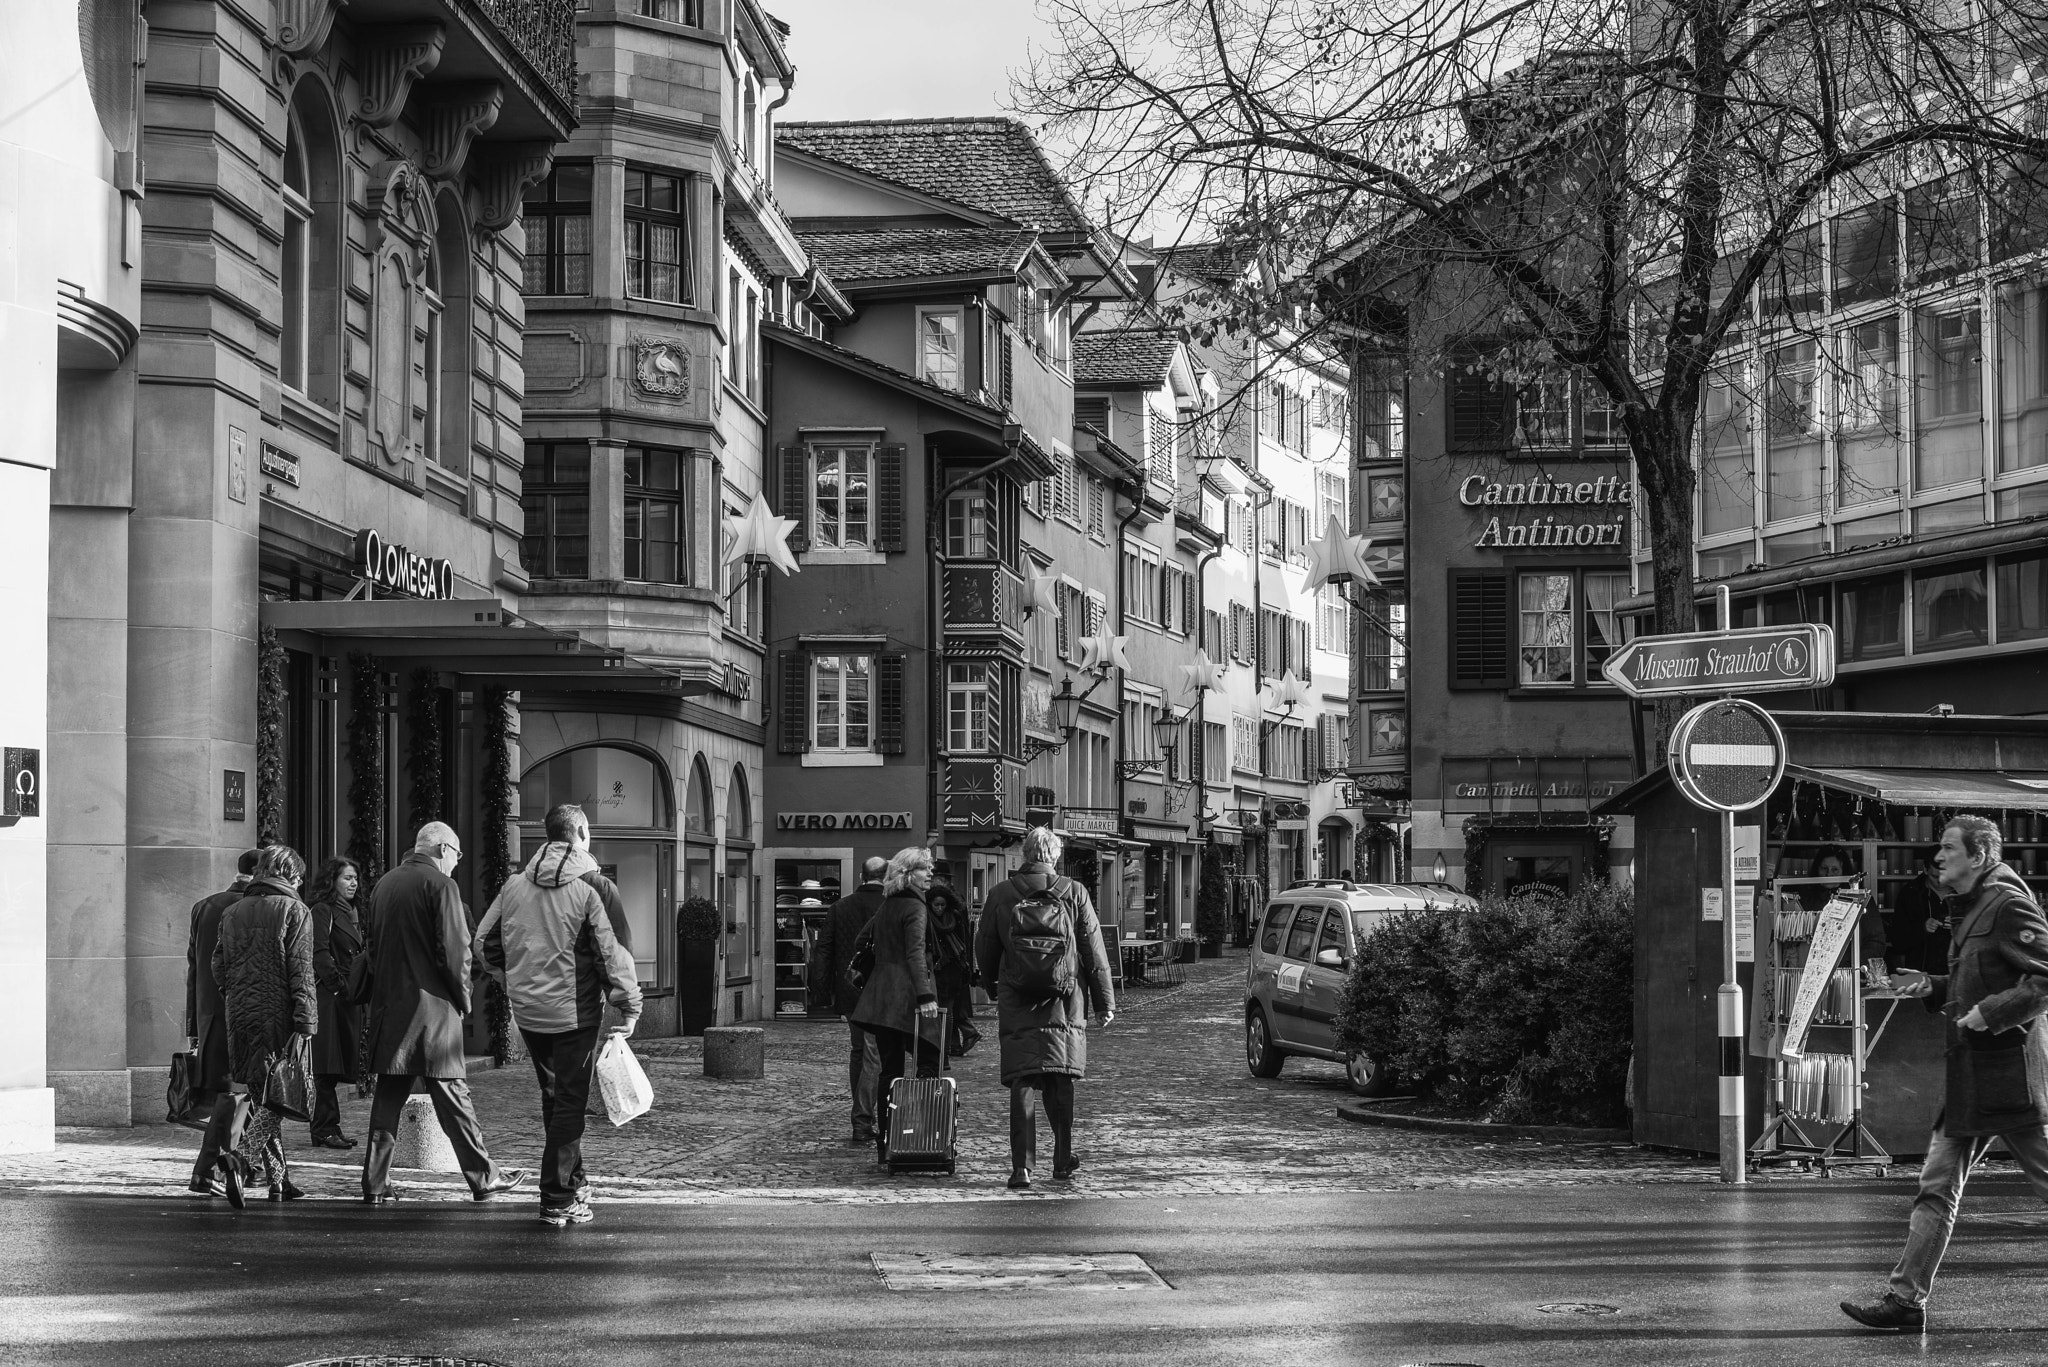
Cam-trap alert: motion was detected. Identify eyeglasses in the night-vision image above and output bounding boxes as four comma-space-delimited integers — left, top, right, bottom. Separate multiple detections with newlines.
442, 844, 463, 861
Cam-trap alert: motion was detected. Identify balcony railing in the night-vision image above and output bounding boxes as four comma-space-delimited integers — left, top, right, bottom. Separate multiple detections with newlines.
467, 0, 577, 109
941, 562, 1025, 636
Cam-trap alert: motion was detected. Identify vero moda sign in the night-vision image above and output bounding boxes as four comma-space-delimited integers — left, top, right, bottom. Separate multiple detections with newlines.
1599, 624, 1835, 699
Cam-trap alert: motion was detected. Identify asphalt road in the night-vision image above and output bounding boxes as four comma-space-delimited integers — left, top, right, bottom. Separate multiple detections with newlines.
7, 1178, 2048, 1366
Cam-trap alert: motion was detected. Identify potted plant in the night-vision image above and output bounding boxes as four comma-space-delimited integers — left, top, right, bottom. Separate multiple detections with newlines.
676, 896, 721, 1037
1195, 847, 1229, 958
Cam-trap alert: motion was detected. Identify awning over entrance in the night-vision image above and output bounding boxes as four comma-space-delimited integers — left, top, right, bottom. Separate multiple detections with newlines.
1786, 764, 2048, 811
261, 598, 703, 694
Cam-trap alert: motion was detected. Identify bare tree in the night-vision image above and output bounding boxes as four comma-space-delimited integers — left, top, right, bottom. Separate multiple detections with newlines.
1021, 0, 2048, 656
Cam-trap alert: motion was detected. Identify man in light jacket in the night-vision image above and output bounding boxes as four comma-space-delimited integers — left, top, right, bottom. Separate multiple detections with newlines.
360, 822, 525, 1206
477, 803, 642, 1227
1844, 815, 2048, 1331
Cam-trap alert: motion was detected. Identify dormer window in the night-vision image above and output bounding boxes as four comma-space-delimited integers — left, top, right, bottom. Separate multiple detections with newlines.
917, 307, 963, 391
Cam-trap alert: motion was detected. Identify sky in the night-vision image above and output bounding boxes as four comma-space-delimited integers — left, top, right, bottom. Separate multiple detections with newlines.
765, 0, 1055, 122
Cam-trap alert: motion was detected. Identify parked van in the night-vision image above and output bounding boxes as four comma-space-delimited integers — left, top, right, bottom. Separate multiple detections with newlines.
1243, 880, 1474, 1095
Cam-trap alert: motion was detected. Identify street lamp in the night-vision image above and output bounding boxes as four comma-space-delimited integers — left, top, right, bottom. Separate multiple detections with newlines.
1432, 853, 1448, 884
1117, 702, 1183, 780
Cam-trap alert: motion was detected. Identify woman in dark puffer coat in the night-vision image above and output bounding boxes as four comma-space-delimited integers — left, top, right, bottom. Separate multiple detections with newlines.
209, 844, 318, 1205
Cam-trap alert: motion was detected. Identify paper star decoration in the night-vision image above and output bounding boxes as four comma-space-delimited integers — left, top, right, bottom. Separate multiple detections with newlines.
1301, 515, 1379, 594
1077, 632, 1131, 673
1178, 649, 1226, 695
723, 492, 801, 577
1025, 574, 1062, 617
1265, 672, 1310, 711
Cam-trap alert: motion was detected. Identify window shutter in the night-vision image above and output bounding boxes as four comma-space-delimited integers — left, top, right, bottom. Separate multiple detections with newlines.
1085, 592, 1105, 636
876, 652, 906, 754
1075, 395, 1110, 432
778, 445, 810, 551
778, 651, 810, 753
1182, 570, 1197, 632
1056, 585, 1073, 660
1000, 327, 1013, 403
1447, 356, 1514, 451
1451, 571, 1510, 687
876, 444, 905, 552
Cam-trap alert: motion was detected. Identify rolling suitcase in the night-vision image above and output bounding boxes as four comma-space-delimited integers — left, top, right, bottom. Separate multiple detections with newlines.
884, 1007, 957, 1175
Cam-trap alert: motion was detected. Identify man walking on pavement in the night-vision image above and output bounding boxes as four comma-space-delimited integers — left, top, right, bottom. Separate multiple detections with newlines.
476, 803, 642, 1227
1844, 815, 2048, 1331
360, 821, 526, 1206
185, 848, 261, 1195
811, 856, 887, 1145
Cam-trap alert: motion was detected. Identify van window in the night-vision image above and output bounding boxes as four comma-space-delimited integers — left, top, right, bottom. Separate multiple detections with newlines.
1283, 907, 1323, 961
1318, 910, 1348, 960
1350, 908, 1405, 943
1260, 905, 1293, 954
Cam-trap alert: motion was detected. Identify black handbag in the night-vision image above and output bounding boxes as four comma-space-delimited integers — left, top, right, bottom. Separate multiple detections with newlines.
344, 948, 374, 1007
166, 1051, 209, 1128
843, 922, 877, 997
261, 1035, 313, 1122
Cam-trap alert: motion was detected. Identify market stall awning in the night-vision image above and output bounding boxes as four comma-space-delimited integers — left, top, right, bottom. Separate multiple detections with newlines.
260, 598, 706, 694
1785, 765, 2048, 811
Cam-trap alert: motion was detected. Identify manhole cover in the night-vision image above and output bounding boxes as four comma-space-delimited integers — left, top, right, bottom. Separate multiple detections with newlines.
289, 1359, 505, 1366
1536, 1302, 1619, 1316
871, 1252, 1169, 1291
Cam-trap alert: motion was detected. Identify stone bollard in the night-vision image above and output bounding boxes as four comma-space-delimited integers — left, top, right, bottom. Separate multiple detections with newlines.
703, 1025, 765, 1080
388, 1092, 460, 1172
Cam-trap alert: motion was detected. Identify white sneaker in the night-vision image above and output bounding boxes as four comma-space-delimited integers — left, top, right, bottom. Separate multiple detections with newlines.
539, 1199, 594, 1226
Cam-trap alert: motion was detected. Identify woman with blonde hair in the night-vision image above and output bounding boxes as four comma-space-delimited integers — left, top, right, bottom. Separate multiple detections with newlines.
849, 845, 941, 1163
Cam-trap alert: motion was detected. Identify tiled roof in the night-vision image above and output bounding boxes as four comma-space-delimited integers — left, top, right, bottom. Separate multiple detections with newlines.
1074, 329, 1181, 388
1154, 240, 1257, 287
797, 226, 1036, 284
777, 118, 1093, 235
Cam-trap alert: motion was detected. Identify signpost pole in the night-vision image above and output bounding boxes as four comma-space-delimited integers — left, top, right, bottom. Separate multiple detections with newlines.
1719, 804, 1744, 1185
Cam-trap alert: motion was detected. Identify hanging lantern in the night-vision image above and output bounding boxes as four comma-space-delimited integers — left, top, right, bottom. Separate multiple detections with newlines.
1025, 574, 1061, 617
1300, 515, 1379, 594
1077, 632, 1131, 673
1178, 648, 1226, 695
722, 492, 801, 577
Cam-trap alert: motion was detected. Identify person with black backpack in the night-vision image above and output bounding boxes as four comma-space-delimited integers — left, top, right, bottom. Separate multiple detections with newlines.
974, 827, 1115, 1189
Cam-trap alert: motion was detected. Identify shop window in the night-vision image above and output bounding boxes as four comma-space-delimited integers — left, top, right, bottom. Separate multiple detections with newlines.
1914, 563, 1989, 652
1998, 278, 2048, 475
1450, 570, 1510, 688
1906, 175, 1979, 287
624, 445, 688, 583
521, 442, 590, 578
684, 757, 714, 835
624, 168, 689, 304
917, 307, 964, 392
1998, 551, 2048, 642
1832, 200, 1898, 307
522, 163, 592, 296
1914, 303, 1984, 492
1837, 316, 1903, 508
946, 662, 991, 753
1838, 574, 1906, 660
726, 765, 751, 842
519, 745, 673, 829
1765, 341, 1823, 522
1518, 572, 1574, 685
1699, 376, 1755, 536
281, 87, 342, 407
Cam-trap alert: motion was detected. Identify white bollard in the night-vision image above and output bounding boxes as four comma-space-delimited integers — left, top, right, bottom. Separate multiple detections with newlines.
387, 1092, 460, 1172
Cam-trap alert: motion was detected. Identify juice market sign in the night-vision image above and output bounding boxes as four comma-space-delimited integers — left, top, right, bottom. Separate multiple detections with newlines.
1460, 473, 1628, 549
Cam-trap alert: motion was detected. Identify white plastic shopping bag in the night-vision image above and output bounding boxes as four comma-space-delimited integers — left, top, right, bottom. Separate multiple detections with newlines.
595, 1034, 654, 1126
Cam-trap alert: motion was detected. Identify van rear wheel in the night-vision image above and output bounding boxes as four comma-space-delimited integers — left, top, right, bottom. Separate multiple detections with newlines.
1246, 1009, 1287, 1078
1346, 1051, 1396, 1097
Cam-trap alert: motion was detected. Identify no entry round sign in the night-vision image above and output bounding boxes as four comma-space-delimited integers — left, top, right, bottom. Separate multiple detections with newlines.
1668, 698, 1787, 812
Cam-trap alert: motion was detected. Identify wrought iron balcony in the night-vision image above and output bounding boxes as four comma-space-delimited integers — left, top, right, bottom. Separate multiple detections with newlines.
467, 0, 577, 110
941, 562, 1025, 637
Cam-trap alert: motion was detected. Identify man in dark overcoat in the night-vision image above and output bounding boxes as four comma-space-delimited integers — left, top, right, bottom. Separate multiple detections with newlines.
810, 856, 887, 1144
1844, 815, 2048, 1330
185, 848, 260, 1193
359, 821, 525, 1205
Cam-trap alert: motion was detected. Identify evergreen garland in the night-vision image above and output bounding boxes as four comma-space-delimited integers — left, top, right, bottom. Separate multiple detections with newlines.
478, 686, 516, 1064
404, 667, 444, 832
255, 625, 288, 845
346, 652, 385, 888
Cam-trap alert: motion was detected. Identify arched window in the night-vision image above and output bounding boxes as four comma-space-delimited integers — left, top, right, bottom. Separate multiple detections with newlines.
428, 192, 472, 472
684, 757, 715, 835
519, 745, 674, 829
282, 85, 342, 407
726, 766, 751, 844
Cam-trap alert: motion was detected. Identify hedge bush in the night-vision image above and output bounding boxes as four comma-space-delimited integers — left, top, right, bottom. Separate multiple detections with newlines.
1334, 881, 1634, 1127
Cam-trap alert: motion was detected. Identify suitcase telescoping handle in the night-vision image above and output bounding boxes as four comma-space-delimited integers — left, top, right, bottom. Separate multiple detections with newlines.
910, 1003, 950, 1078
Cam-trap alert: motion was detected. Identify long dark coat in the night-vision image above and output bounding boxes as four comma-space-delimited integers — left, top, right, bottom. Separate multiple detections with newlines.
850, 889, 936, 1036
810, 882, 884, 1017
184, 879, 247, 1094
974, 864, 1115, 1086
364, 853, 473, 1078
1925, 862, 2048, 1135
309, 895, 363, 1078
210, 878, 317, 1089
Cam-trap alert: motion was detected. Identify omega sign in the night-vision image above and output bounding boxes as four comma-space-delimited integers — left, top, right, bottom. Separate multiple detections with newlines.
355, 528, 454, 600
1459, 473, 1628, 550
776, 811, 914, 832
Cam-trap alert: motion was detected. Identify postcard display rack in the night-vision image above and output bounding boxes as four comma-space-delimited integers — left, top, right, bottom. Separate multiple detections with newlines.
772, 859, 844, 1019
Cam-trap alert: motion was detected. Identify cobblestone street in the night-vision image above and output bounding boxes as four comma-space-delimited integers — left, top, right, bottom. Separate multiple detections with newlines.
0, 953, 1716, 1204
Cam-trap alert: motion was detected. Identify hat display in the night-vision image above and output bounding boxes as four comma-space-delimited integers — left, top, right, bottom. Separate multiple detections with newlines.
799, 897, 824, 907
800, 879, 822, 889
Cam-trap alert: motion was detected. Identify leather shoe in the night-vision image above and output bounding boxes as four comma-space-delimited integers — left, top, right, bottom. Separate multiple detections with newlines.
1052, 1156, 1081, 1179
268, 1180, 307, 1202
218, 1154, 247, 1211
187, 1176, 225, 1198
311, 1133, 356, 1151
851, 1125, 874, 1146
473, 1168, 529, 1201
1841, 1294, 1924, 1332
1006, 1167, 1031, 1190
362, 1189, 403, 1206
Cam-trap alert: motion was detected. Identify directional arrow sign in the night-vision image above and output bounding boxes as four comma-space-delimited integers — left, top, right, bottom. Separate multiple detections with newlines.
1600, 623, 1834, 698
